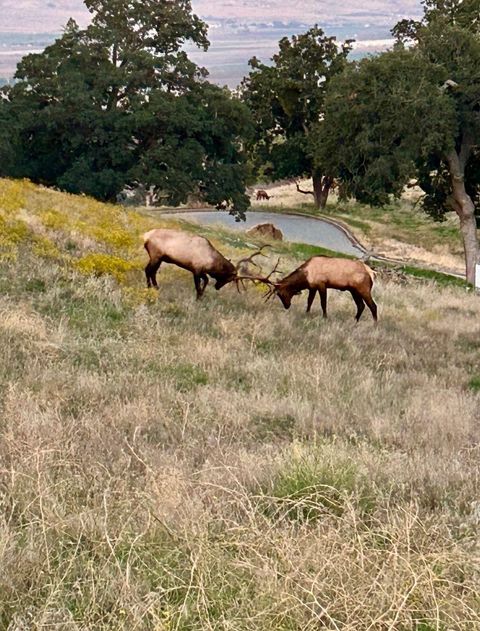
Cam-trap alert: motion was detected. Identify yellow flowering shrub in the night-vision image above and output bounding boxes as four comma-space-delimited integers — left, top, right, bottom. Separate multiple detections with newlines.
0, 179, 26, 215
0, 239, 18, 262
70, 204, 141, 254
32, 235, 64, 261
0, 215, 29, 244
89, 224, 138, 251
122, 286, 159, 307
0, 216, 29, 261
38, 209, 68, 231
128, 212, 155, 234
0, 178, 209, 305
75, 253, 140, 282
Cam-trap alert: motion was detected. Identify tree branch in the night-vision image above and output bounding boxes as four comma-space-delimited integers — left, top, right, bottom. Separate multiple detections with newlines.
294, 180, 314, 196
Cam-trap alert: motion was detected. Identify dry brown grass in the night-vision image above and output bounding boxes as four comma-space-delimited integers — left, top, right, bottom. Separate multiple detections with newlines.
0, 179, 480, 629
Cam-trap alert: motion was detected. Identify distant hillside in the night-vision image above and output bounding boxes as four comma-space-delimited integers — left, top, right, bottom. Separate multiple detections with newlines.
1, 0, 421, 32
0, 0, 422, 85
0, 177, 479, 628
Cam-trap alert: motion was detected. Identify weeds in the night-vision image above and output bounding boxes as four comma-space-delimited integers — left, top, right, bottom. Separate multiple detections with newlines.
0, 178, 479, 629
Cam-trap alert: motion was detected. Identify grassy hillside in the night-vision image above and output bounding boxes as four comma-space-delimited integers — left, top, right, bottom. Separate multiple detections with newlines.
1, 178, 480, 629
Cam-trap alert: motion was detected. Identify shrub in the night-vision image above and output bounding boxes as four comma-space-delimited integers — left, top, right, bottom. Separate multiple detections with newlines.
75, 253, 139, 282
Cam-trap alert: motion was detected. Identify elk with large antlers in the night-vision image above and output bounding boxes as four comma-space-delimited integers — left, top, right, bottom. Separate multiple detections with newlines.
143, 228, 270, 299
245, 256, 378, 322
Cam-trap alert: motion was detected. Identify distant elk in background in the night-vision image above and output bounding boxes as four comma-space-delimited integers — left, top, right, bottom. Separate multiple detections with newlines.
247, 256, 378, 322
256, 189, 272, 201
143, 228, 269, 299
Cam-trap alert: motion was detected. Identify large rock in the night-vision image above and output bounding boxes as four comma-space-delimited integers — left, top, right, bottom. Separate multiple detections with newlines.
246, 223, 283, 241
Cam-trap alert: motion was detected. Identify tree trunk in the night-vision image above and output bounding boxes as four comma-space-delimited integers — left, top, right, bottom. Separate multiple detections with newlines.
446, 147, 479, 285
313, 173, 333, 210
453, 188, 478, 285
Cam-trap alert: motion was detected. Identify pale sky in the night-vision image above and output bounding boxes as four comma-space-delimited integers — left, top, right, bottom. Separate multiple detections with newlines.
1, 0, 422, 33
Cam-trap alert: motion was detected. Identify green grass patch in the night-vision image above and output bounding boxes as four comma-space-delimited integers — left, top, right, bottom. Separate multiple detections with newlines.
390, 264, 468, 288
24, 278, 47, 293
262, 453, 375, 522
468, 376, 480, 392
165, 362, 209, 391
288, 241, 355, 261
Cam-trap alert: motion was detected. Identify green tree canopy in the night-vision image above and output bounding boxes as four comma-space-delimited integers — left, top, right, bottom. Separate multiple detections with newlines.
320, 1, 480, 282
0, 0, 252, 215
241, 26, 352, 208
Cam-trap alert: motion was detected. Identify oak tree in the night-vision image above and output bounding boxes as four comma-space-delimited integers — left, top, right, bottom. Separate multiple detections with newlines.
321, 0, 480, 282
0, 0, 251, 215
242, 26, 352, 209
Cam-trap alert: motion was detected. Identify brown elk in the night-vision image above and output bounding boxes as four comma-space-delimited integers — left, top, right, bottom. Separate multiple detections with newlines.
143, 228, 268, 299
246, 256, 378, 322
256, 190, 271, 201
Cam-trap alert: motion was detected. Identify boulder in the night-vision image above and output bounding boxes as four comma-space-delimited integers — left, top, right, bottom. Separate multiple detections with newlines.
246, 223, 283, 241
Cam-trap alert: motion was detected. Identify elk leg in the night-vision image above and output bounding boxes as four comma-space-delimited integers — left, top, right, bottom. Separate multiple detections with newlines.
194, 273, 208, 300
146, 258, 162, 289
193, 274, 202, 299
365, 295, 378, 323
350, 289, 365, 322
319, 286, 327, 319
306, 289, 317, 313
200, 273, 209, 295
145, 264, 152, 288
360, 290, 378, 323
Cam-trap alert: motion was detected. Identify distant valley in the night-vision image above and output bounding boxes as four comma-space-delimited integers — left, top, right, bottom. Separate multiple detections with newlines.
0, 0, 422, 87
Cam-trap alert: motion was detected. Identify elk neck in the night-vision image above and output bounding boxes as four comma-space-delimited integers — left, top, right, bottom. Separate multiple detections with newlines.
279, 267, 309, 292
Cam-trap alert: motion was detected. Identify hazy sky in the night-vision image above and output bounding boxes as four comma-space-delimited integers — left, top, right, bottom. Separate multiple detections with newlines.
1, 0, 422, 33
0, 0, 422, 85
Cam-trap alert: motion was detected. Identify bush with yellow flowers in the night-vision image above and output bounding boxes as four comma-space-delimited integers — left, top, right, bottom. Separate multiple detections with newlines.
75, 253, 141, 283
0, 179, 26, 215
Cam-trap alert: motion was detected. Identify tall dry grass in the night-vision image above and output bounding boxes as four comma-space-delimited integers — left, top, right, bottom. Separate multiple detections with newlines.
0, 179, 480, 629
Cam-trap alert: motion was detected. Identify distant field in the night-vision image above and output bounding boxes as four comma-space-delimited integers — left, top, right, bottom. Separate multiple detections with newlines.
0, 17, 406, 87
0, 178, 479, 628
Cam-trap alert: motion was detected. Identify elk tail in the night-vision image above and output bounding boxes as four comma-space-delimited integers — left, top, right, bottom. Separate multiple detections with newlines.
364, 264, 376, 286
143, 229, 156, 245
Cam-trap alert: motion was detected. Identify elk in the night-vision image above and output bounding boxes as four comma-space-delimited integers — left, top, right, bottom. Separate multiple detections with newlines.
246, 256, 378, 322
256, 189, 271, 201
143, 228, 268, 299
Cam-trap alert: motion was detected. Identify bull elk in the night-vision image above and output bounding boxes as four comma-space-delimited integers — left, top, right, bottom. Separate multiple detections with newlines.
143, 228, 269, 299
244, 256, 378, 322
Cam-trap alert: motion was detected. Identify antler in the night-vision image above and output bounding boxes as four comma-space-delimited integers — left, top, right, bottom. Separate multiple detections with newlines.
235, 257, 283, 296
235, 245, 272, 272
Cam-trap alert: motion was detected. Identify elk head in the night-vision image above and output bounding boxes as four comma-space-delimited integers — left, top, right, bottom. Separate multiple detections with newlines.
264, 282, 297, 309
211, 245, 272, 291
